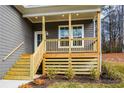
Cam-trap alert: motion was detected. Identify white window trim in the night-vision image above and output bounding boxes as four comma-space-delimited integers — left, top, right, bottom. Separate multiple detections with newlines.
58, 24, 84, 48
34, 31, 42, 51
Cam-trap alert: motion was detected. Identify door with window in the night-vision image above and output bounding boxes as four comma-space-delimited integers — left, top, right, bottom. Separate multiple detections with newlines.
59, 25, 84, 48
34, 31, 42, 51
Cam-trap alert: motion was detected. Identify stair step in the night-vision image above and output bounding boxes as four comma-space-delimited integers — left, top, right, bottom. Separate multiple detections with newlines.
13, 64, 30, 68
7, 71, 30, 76
21, 54, 31, 56
18, 59, 30, 62
4, 75, 30, 80
16, 62, 30, 65
10, 68, 30, 72
20, 56, 30, 58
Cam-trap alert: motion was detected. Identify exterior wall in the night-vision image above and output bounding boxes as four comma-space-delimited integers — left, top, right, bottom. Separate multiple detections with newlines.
0, 6, 34, 79
32, 19, 94, 39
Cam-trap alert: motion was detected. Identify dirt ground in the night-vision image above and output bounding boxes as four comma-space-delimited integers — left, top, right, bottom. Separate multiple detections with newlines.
26, 74, 120, 88
102, 53, 124, 63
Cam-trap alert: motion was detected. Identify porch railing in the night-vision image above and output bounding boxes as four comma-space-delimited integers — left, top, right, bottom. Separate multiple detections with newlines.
45, 38, 97, 53
30, 40, 45, 79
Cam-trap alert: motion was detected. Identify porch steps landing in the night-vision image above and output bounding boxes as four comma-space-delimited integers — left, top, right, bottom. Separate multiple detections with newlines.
3, 54, 31, 80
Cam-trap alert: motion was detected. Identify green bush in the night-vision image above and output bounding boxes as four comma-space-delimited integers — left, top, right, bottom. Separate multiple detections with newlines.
90, 68, 100, 80
65, 66, 75, 80
102, 63, 121, 80
47, 68, 57, 80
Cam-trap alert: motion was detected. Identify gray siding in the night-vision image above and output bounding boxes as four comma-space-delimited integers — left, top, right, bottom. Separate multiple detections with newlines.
0, 6, 33, 79
32, 20, 94, 39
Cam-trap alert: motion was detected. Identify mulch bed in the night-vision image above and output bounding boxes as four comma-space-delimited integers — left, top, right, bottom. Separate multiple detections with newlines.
102, 53, 124, 63
24, 74, 121, 88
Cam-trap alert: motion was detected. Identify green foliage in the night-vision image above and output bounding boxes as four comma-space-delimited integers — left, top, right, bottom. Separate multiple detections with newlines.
102, 62, 121, 80
90, 68, 100, 80
48, 62, 124, 88
47, 68, 57, 80
65, 66, 75, 80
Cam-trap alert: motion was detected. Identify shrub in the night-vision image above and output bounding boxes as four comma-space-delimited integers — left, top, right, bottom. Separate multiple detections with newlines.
33, 79, 45, 85
65, 66, 75, 80
101, 63, 121, 80
47, 67, 57, 80
90, 68, 100, 80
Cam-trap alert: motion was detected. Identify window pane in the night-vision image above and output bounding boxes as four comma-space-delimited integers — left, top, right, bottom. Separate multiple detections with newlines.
60, 27, 69, 38
73, 26, 82, 38
37, 34, 42, 46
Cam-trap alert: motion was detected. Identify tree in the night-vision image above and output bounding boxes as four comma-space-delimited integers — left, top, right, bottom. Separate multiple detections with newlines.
102, 5, 124, 53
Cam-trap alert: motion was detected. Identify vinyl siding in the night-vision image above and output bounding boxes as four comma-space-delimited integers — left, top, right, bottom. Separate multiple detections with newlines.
0, 6, 33, 79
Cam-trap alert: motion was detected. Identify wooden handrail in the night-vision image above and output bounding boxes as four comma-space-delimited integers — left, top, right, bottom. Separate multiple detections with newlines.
3, 41, 24, 61
45, 37, 97, 41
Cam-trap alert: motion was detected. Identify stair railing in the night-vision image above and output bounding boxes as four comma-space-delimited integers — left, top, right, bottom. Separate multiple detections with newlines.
2, 41, 24, 61
30, 40, 45, 79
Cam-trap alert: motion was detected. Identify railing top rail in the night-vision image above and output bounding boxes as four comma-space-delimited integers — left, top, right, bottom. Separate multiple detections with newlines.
46, 37, 97, 41
3, 41, 24, 61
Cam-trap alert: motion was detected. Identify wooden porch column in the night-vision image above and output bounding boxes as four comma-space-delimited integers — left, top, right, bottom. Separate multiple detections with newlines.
42, 16, 46, 74
69, 14, 72, 53
42, 16, 46, 42
97, 11, 101, 76
69, 14, 72, 67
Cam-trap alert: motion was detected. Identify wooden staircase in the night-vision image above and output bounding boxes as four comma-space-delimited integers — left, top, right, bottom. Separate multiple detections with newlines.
3, 54, 31, 80
44, 53, 98, 75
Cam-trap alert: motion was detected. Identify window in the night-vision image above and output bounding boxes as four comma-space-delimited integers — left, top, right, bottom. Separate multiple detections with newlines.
58, 25, 84, 48
59, 26, 69, 47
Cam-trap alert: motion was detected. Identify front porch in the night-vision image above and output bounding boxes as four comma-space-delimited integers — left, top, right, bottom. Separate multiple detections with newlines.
30, 10, 101, 78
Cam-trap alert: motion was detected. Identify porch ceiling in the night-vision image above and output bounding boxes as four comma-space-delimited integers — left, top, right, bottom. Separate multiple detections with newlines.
15, 5, 102, 23
28, 12, 97, 23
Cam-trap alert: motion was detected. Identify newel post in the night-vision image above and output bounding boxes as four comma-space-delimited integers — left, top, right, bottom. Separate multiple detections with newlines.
42, 16, 46, 49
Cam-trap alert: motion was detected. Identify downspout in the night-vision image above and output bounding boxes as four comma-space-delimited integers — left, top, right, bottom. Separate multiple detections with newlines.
100, 13, 102, 72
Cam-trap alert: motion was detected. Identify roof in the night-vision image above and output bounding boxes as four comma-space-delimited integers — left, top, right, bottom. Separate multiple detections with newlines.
15, 5, 102, 23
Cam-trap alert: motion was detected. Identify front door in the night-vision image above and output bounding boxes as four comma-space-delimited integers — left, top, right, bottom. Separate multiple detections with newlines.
34, 31, 42, 51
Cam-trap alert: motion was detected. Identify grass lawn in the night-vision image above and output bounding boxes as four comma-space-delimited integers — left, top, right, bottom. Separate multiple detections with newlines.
48, 62, 124, 88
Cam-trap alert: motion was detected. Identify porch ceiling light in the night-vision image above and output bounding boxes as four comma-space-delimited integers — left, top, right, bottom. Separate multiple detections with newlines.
35, 16, 38, 19
62, 14, 65, 17
76, 13, 79, 16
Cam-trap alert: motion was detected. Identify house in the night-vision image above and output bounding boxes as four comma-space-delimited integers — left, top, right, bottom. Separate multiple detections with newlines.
0, 5, 102, 80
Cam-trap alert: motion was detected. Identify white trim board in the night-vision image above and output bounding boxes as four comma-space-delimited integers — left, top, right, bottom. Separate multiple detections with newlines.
30, 17, 95, 23
23, 9, 100, 17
